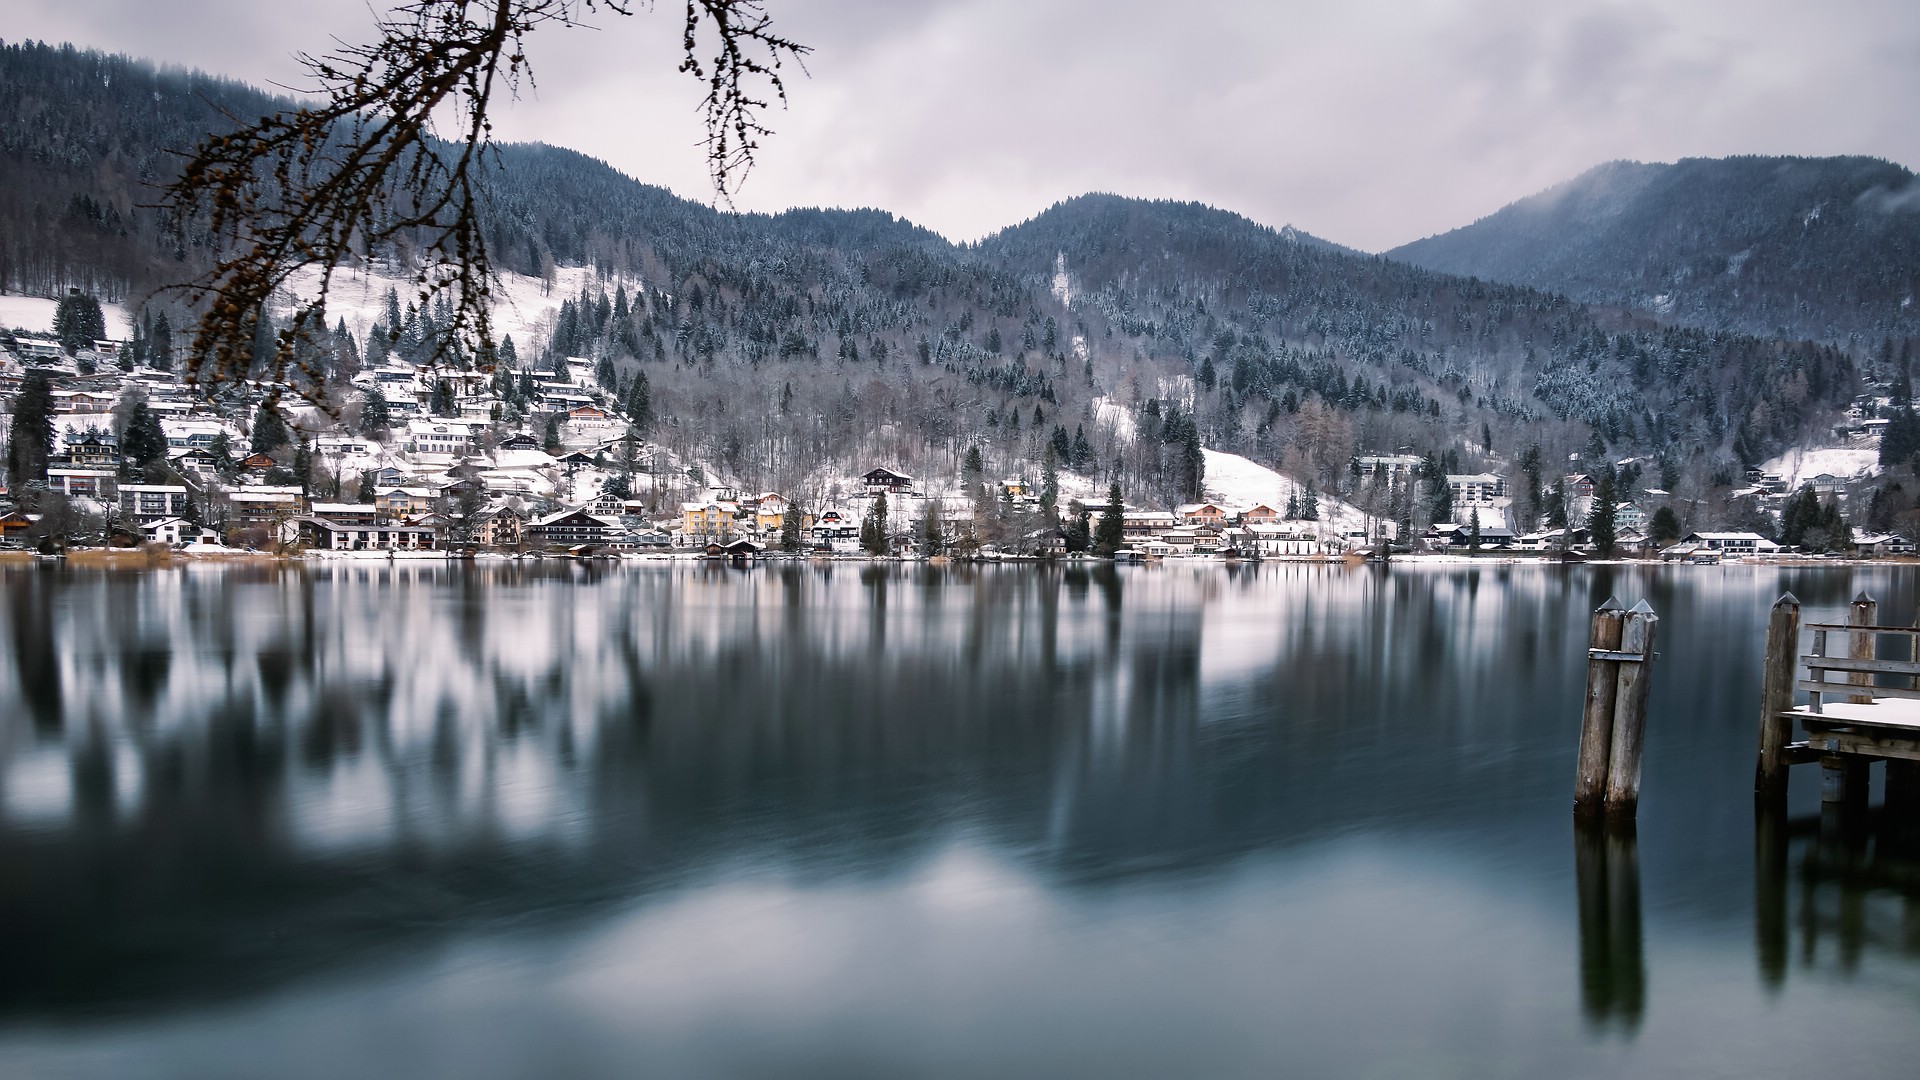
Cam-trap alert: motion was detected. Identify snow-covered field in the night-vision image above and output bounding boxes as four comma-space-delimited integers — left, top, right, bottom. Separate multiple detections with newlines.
0, 295, 134, 339
1201, 449, 1368, 536
1759, 446, 1879, 489
273, 263, 623, 350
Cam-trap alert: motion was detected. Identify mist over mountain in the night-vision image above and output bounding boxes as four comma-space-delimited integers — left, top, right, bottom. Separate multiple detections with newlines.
0, 40, 1898, 528
1388, 156, 1920, 344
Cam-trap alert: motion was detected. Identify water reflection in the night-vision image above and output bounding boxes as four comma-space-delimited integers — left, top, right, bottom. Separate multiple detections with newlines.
1756, 803, 1920, 989
1575, 821, 1644, 1032
2, 562, 1920, 1077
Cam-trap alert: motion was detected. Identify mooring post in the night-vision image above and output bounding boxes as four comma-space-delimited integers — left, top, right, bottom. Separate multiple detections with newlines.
1822, 593, 1876, 807
1754, 593, 1801, 808
1603, 600, 1659, 819
1887, 613, 1920, 827
1575, 597, 1628, 815
1846, 591, 1877, 705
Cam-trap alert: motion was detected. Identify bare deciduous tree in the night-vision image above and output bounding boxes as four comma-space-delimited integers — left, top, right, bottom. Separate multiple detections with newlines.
164, 0, 806, 407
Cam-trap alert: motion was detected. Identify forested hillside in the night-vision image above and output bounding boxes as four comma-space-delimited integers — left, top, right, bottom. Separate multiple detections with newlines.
1389, 156, 1920, 345
0, 41, 1889, 523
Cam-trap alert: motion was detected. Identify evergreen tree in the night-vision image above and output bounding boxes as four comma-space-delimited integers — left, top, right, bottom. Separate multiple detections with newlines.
293, 439, 314, 493
1070, 425, 1093, 472
543, 414, 563, 453
861, 491, 890, 555
1469, 508, 1482, 552
919, 498, 945, 553
4, 371, 55, 485
1781, 485, 1821, 548
1880, 409, 1920, 469
1064, 501, 1091, 553
1589, 470, 1619, 557
52, 290, 106, 355
782, 503, 805, 552
207, 432, 238, 480
1094, 483, 1126, 557
1428, 473, 1454, 526
1649, 505, 1682, 544
962, 444, 985, 492
1302, 485, 1320, 521
624, 371, 653, 430
1547, 479, 1569, 529
250, 405, 291, 455
1518, 444, 1543, 526
121, 401, 168, 474
361, 384, 392, 439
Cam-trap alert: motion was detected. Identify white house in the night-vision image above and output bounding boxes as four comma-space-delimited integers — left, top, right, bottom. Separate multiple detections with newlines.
1681, 531, 1781, 555
141, 516, 192, 546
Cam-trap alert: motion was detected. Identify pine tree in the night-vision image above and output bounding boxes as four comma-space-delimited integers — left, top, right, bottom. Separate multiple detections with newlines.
919, 498, 944, 553
861, 491, 890, 555
1589, 470, 1618, 557
1070, 425, 1093, 472
147, 311, 174, 368
625, 371, 653, 430
543, 414, 563, 453
1064, 501, 1091, 553
121, 402, 168, 474
962, 444, 985, 493
1094, 483, 1126, 557
361, 384, 392, 439
53, 290, 106, 355
251, 406, 292, 455
4, 371, 55, 485
1649, 505, 1682, 544
293, 439, 314, 493
782, 503, 805, 552
208, 432, 238, 480
1469, 508, 1482, 552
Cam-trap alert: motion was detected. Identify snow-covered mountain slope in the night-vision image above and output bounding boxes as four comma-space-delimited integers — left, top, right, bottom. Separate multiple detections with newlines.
1201, 449, 1369, 536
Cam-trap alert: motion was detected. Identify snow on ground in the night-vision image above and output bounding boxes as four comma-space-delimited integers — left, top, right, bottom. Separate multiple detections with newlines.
1091, 396, 1137, 443
1760, 446, 1880, 489
1201, 448, 1368, 536
0, 295, 134, 339
273, 262, 623, 352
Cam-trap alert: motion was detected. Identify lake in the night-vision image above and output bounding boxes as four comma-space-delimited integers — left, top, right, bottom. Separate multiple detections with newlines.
1, 560, 1917, 1079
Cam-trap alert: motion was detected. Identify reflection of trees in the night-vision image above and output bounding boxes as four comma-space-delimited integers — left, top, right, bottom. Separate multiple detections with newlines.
0, 563, 1206, 1013
8, 563, 1917, 1018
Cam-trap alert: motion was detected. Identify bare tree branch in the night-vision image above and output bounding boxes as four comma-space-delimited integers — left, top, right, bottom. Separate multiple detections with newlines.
162, 0, 807, 412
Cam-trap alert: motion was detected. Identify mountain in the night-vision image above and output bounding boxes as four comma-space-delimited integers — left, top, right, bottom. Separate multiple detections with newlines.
0, 41, 1880, 528
1388, 156, 1920, 344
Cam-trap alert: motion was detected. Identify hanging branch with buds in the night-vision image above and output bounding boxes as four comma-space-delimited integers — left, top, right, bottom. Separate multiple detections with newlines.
162, 0, 806, 412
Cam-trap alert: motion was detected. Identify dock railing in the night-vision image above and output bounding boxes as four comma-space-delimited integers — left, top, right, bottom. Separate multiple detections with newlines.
1757, 591, 1920, 816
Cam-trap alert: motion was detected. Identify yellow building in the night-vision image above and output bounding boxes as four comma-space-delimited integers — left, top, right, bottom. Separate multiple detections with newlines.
680, 499, 740, 542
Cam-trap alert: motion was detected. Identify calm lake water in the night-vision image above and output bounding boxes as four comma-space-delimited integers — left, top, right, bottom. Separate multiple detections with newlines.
1, 560, 1917, 1079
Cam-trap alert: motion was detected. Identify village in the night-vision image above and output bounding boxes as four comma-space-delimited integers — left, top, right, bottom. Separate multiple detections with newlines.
0, 301, 1910, 563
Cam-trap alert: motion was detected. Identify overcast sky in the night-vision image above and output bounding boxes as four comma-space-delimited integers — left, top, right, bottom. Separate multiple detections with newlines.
10, 0, 1920, 250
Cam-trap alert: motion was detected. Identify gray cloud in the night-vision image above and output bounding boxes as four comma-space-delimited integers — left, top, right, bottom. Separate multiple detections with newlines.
9, 0, 1919, 250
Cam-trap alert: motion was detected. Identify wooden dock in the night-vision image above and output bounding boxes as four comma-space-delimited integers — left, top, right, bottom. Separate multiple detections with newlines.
1755, 592, 1920, 817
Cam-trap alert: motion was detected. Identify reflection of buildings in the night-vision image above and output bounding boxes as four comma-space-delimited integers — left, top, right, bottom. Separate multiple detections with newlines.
0, 561, 1678, 1018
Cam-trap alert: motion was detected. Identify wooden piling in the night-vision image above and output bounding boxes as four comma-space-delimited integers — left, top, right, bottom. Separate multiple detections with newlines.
1755, 593, 1801, 808
1603, 601, 1659, 820
1847, 592, 1877, 705
1575, 598, 1627, 815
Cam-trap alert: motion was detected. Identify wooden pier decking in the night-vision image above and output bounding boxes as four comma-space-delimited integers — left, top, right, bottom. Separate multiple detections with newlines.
1756, 592, 1920, 816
